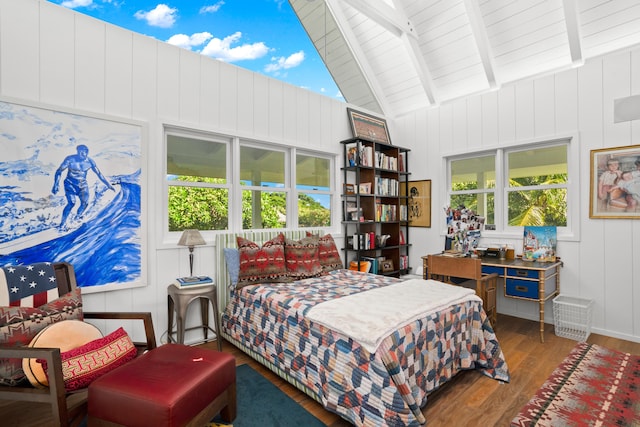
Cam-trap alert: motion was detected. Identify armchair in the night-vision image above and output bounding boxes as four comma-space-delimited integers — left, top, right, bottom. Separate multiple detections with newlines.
426, 254, 498, 326
0, 262, 157, 427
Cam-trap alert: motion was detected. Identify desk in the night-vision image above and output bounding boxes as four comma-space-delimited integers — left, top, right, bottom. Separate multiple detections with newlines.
422, 255, 562, 342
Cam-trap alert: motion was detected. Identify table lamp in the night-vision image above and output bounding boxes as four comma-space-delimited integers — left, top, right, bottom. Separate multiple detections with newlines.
177, 229, 206, 277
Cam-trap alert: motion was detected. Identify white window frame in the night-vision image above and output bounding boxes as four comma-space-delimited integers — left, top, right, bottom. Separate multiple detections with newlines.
445, 134, 579, 242
163, 126, 337, 241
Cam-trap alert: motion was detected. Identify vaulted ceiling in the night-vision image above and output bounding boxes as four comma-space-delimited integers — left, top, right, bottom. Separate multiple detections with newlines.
289, 0, 640, 118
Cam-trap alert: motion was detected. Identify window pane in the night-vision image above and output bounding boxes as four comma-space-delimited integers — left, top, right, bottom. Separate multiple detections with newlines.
507, 188, 567, 226
450, 193, 495, 225
297, 155, 330, 190
508, 146, 567, 186
167, 135, 226, 183
451, 155, 495, 190
241, 146, 285, 187
242, 189, 287, 229
168, 186, 229, 231
298, 193, 331, 227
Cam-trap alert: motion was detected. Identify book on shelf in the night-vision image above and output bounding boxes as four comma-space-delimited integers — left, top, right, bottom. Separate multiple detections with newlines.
360, 256, 379, 274
176, 276, 213, 287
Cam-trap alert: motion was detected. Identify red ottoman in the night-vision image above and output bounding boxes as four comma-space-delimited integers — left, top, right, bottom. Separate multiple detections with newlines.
88, 344, 236, 427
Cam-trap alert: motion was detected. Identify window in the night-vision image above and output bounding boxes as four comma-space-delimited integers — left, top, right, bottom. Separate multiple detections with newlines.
240, 144, 288, 229
167, 132, 230, 231
448, 140, 573, 236
296, 154, 332, 227
165, 128, 335, 233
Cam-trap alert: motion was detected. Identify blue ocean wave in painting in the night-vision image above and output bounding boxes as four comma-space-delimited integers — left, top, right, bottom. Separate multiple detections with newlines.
0, 174, 141, 288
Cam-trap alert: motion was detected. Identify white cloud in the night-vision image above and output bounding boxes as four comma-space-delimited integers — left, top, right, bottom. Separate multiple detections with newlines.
264, 51, 305, 73
201, 32, 269, 62
200, 1, 224, 14
134, 4, 178, 28
166, 32, 213, 50
61, 0, 93, 8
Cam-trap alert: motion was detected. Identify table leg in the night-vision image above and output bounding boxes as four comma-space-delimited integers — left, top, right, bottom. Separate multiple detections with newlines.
539, 277, 546, 342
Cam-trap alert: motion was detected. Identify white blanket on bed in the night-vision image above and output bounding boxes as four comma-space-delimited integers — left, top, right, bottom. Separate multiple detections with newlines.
306, 278, 481, 353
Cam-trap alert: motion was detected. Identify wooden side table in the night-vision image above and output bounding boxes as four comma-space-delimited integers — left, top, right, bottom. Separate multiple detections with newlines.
167, 282, 222, 350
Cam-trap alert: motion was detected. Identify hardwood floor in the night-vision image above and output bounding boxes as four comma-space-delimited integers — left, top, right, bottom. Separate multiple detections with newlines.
204, 314, 640, 427
3, 314, 640, 426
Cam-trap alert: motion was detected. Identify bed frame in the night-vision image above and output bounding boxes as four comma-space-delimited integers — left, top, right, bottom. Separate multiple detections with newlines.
213, 229, 333, 404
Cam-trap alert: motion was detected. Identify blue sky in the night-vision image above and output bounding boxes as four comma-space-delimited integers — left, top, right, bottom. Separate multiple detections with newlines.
48, 0, 343, 101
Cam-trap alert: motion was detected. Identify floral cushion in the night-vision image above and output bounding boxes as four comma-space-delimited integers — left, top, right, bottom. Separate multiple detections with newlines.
284, 236, 323, 279
307, 232, 343, 273
38, 326, 136, 392
0, 288, 83, 386
236, 233, 288, 287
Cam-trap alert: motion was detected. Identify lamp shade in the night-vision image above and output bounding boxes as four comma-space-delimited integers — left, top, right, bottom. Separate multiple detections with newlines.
177, 229, 206, 248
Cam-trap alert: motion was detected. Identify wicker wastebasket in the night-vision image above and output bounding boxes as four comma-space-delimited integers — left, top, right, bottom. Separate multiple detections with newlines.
553, 295, 593, 341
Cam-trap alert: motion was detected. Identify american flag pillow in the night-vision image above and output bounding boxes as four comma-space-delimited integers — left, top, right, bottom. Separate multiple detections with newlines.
0, 263, 59, 308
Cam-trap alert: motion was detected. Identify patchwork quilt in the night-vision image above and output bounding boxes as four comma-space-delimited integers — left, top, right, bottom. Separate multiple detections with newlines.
221, 269, 510, 426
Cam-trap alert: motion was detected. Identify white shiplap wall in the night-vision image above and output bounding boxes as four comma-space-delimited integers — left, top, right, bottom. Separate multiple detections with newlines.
396, 46, 640, 343
0, 0, 350, 344
1, 0, 639, 344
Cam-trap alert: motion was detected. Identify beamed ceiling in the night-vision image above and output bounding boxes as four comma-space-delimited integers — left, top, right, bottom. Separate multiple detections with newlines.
289, 0, 640, 119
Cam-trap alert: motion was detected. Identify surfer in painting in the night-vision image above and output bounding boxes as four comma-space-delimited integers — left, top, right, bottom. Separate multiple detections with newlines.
52, 144, 115, 230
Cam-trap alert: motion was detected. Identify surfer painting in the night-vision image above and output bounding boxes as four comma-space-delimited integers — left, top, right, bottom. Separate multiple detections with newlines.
52, 144, 116, 230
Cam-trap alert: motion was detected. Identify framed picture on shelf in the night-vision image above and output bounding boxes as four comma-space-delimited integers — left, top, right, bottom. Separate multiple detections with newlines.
359, 182, 372, 194
589, 144, 640, 219
380, 259, 394, 272
347, 108, 391, 144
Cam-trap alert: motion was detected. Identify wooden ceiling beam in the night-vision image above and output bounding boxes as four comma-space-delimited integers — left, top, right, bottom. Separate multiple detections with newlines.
463, 0, 499, 90
562, 0, 584, 66
326, 0, 393, 116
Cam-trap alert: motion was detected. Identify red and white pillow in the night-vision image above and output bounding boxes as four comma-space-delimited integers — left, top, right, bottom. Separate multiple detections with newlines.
37, 326, 136, 392
236, 234, 288, 287
284, 236, 323, 279
307, 232, 343, 273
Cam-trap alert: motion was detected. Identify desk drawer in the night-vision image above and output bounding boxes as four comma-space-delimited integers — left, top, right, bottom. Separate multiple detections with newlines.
482, 266, 503, 275
507, 268, 540, 279
505, 279, 539, 299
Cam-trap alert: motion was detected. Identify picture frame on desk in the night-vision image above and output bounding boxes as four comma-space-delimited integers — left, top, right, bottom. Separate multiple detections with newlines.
347, 108, 392, 145
589, 144, 640, 219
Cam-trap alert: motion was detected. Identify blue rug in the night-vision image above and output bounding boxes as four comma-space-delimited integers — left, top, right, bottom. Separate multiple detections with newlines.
210, 364, 325, 427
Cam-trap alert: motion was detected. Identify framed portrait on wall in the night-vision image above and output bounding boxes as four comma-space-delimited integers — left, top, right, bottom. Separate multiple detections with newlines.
401, 180, 432, 227
0, 98, 147, 293
589, 144, 640, 219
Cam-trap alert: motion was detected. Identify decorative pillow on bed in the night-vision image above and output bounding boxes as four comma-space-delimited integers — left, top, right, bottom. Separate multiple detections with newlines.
223, 248, 240, 288
284, 236, 323, 279
307, 232, 343, 273
0, 288, 83, 386
37, 326, 136, 392
236, 233, 288, 287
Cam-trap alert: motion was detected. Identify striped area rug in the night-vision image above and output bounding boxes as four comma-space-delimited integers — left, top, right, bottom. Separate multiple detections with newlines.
511, 342, 640, 426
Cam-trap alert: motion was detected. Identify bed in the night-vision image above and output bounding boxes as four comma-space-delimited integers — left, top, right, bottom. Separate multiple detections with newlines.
215, 231, 510, 426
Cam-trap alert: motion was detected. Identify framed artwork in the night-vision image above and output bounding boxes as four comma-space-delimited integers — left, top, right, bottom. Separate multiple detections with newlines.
0, 98, 147, 293
347, 108, 391, 144
589, 144, 640, 219
402, 180, 431, 227
380, 259, 394, 272
523, 226, 557, 262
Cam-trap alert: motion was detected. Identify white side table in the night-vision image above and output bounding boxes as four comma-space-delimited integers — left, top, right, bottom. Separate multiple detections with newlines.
167, 281, 222, 350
